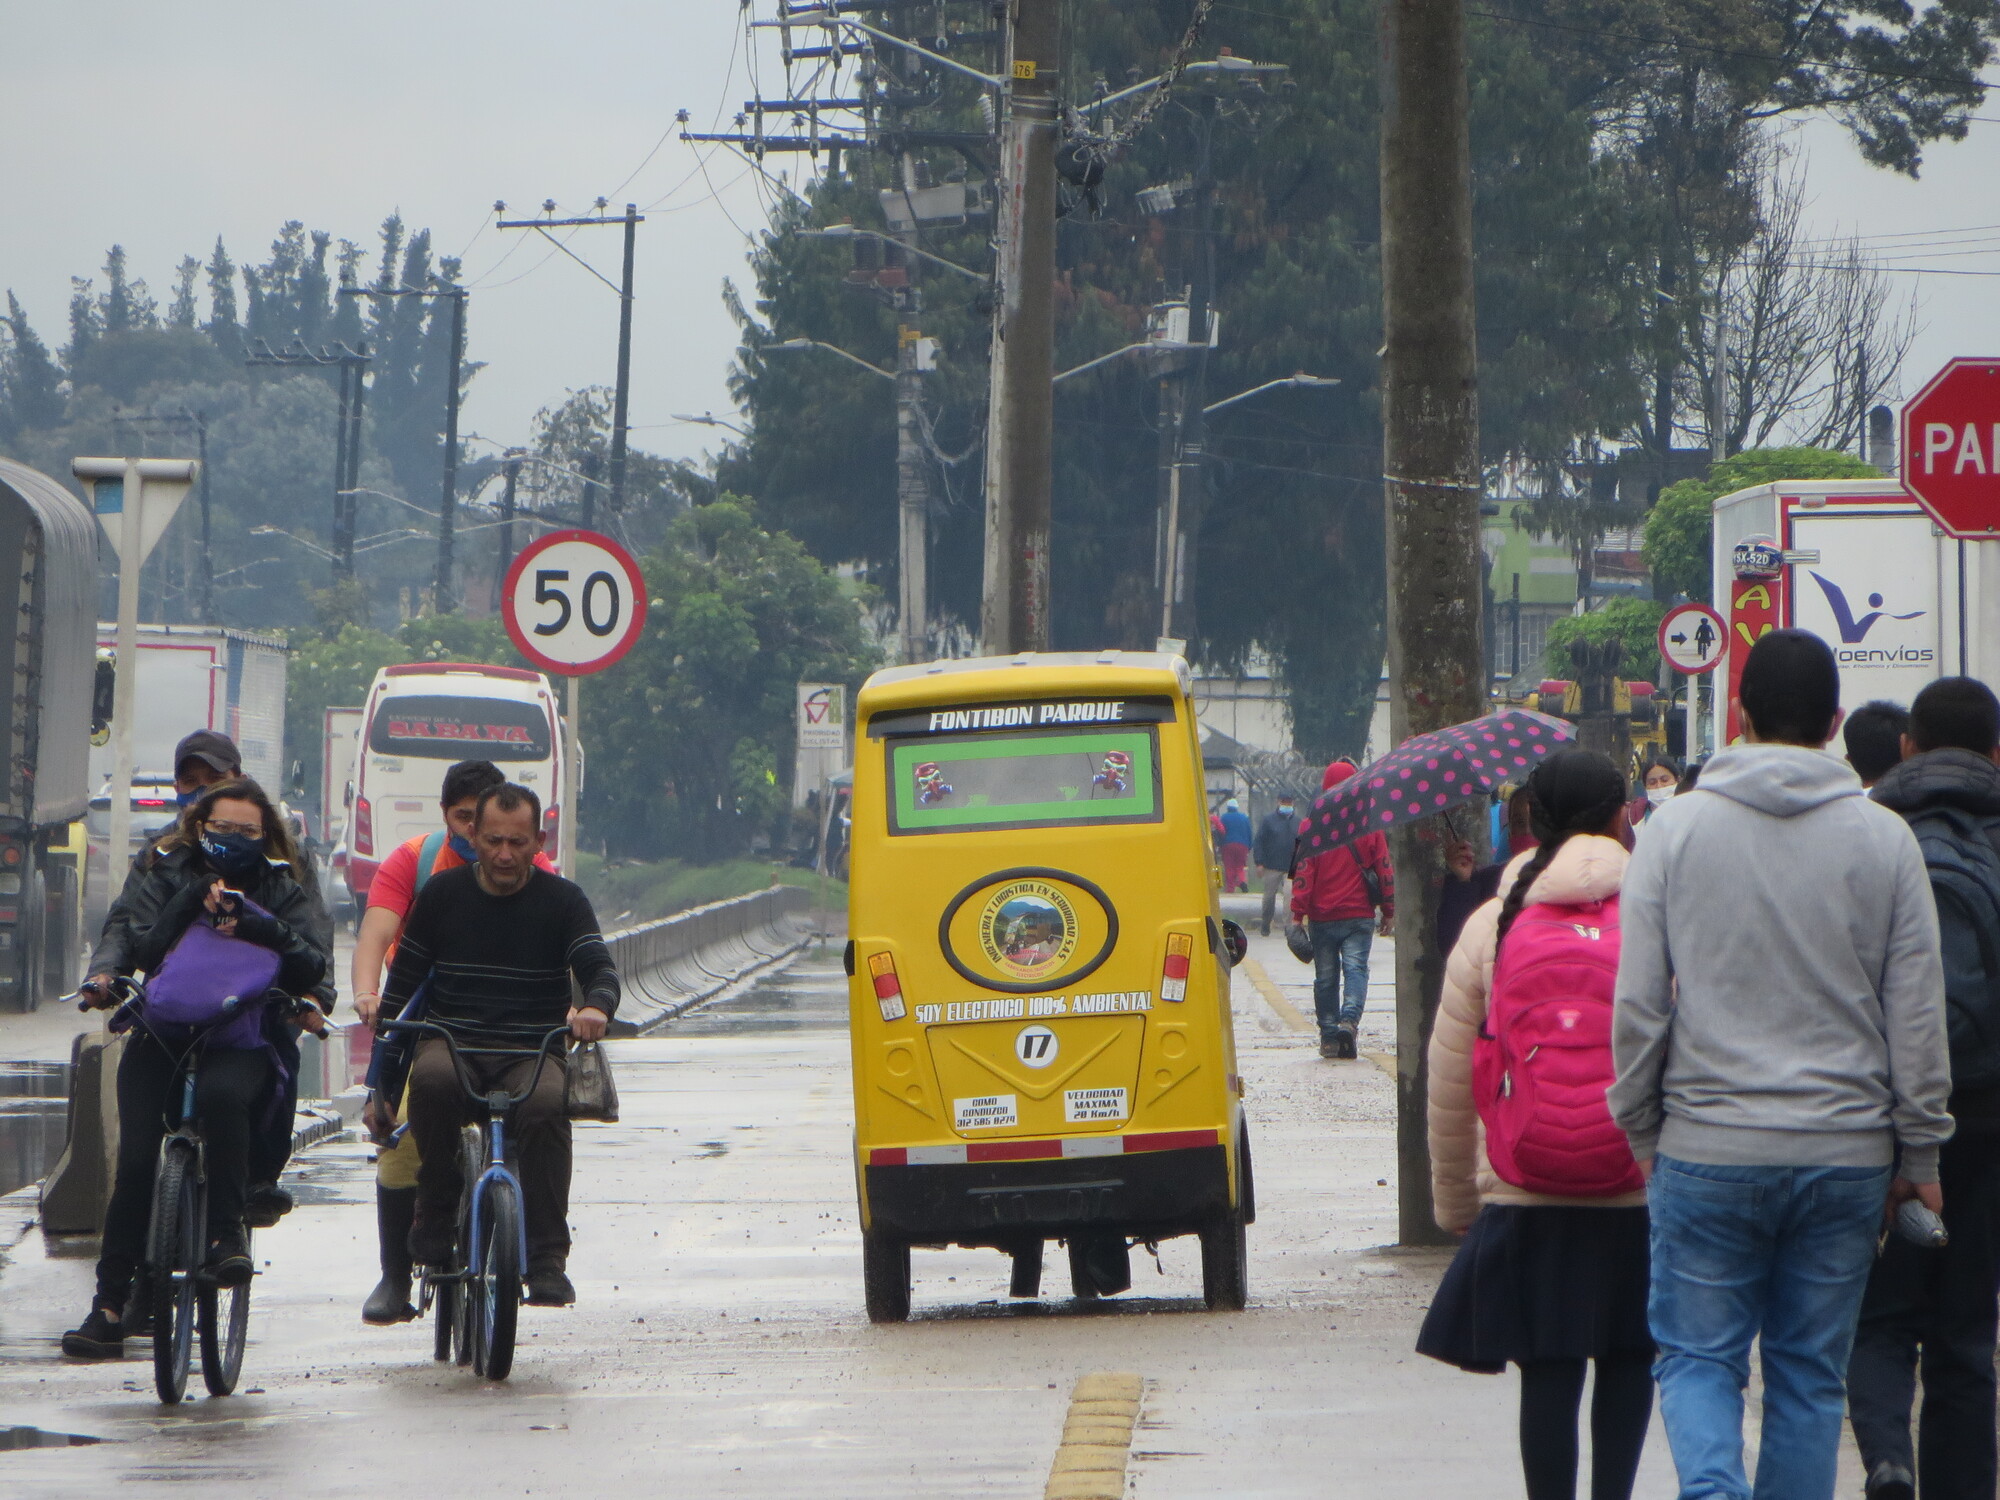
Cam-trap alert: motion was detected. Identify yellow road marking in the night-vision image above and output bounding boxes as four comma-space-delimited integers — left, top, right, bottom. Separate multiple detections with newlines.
1045, 1372, 1143, 1499
1242, 957, 1312, 1033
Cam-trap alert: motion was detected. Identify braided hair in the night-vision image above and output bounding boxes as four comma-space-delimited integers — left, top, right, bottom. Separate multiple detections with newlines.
1492, 749, 1629, 952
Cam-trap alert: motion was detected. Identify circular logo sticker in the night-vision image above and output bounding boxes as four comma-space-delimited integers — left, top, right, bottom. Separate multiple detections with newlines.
938, 866, 1120, 995
1014, 1024, 1059, 1068
979, 880, 1078, 981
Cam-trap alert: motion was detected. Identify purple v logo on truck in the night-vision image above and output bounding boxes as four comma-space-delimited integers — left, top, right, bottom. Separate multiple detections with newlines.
1809, 572, 1925, 644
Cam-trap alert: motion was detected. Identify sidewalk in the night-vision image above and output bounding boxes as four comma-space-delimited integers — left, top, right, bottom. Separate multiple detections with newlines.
1193, 890, 1867, 1497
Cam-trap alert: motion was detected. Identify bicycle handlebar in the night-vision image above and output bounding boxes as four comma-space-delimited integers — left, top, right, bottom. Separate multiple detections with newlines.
378, 1019, 574, 1113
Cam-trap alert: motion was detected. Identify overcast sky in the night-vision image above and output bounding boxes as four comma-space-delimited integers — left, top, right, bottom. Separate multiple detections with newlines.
2, 4, 1995, 469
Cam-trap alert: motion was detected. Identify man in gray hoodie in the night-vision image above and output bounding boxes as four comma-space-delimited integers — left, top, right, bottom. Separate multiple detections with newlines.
1610, 630, 1952, 1500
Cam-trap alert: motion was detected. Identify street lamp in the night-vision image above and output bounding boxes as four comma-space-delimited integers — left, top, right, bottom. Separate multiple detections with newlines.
797, 225, 989, 283
1203, 373, 1340, 416
769, 338, 895, 381
673, 411, 752, 438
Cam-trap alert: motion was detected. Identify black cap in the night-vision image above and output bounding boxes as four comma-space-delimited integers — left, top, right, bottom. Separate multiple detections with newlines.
173, 730, 242, 777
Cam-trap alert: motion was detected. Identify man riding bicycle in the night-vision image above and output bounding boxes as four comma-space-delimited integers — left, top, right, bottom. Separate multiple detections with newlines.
351, 758, 554, 1324
379, 782, 619, 1308
62, 779, 331, 1359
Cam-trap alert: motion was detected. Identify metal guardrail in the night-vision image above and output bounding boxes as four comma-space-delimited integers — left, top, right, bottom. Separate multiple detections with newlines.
38, 885, 819, 1232
604, 884, 816, 1034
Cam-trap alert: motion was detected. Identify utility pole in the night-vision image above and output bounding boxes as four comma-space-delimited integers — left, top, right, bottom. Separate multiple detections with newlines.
1380, 0, 1484, 1247
981, 0, 1059, 654
578, 451, 600, 532
495, 201, 645, 514
496, 449, 522, 598
245, 337, 372, 582
896, 327, 930, 664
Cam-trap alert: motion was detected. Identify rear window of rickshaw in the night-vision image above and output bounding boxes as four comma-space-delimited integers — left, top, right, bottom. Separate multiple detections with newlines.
887, 727, 1162, 834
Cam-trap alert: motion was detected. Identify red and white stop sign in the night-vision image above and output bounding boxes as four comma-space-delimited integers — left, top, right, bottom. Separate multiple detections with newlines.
1901, 358, 2000, 538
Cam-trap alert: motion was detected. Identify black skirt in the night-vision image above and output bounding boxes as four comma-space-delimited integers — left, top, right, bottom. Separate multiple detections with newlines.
1416, 1203, 1653, 1374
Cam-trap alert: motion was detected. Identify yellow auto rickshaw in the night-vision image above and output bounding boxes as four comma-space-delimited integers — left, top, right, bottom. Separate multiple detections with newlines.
845, 652, 1252, 1321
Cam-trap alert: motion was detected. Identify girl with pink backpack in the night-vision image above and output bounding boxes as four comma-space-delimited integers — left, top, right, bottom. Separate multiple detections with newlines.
1416, 750, 1653, 1500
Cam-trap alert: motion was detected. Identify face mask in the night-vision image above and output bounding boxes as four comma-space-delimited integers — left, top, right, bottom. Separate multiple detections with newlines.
448, 832, 478, 862
176, 788, 200, 809
200, 831, 265, 878
1646, 785, 1674, 808
1277, 804, 1294, 816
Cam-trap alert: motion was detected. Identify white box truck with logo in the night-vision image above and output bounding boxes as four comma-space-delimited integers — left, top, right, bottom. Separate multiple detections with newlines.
346, 663, 568, 902
1708, 480, 2000, 750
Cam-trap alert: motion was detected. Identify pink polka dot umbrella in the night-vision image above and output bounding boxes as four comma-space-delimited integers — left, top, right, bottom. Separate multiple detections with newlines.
1296, 710, 1576, 855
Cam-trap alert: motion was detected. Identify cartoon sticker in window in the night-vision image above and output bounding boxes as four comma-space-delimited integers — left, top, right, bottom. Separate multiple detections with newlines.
914, 761, 955, 806
1093, 750, 1133, 796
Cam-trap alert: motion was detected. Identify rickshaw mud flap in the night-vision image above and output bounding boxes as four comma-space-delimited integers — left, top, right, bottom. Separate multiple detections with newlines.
863, 1144, 1230, 1240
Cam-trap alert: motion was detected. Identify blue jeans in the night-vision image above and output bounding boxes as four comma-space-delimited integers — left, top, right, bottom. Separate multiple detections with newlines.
1648, 1155, 1893, 1500
1308, 917, 1373, 1037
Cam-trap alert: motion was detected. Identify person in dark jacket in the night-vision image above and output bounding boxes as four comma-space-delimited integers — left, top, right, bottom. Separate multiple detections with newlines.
62, 779, 331, 1360
1290, 760, 1394, 1059
1253, 793, 1301, 935
90, 729, 336, 1229
1847, 676, 2000, 1500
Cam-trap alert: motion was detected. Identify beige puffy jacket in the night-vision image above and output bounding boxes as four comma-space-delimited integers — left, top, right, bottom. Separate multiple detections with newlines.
1427, 833, 1647, 1234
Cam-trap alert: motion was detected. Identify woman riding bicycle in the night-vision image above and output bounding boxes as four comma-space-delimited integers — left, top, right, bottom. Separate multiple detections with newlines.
62, 778, 331, 1360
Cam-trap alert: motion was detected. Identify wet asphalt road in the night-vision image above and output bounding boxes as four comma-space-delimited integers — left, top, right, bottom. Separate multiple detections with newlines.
0, 907, 1803, 1496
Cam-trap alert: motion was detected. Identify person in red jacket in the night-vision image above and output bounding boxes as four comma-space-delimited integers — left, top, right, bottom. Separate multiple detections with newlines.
1290, 759, 1395, 1059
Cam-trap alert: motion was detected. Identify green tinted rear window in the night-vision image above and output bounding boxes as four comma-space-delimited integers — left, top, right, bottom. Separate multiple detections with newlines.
888, 727, 1162, 834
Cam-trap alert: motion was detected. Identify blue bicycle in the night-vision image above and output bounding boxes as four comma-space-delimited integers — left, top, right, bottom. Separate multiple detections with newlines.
378, 1020, 568, 1381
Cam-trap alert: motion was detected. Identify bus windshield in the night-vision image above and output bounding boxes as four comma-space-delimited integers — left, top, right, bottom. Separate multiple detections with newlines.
369, 694, 551, 761
887, 726, 1161, 834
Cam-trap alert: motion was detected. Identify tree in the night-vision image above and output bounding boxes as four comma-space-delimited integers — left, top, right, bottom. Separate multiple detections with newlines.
1546, 597, 1667, 680
580, 497, 876, 859
1685, 148, 1916, 457
1, 293, 65, 438
204, 239, 239, 340
1643, 445, 1880, 602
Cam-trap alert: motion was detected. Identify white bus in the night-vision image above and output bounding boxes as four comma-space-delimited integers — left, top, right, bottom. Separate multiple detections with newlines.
347, 662, 567, 902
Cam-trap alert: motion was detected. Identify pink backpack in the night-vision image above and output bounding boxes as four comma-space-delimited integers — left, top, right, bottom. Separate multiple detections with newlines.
1473, 893, 1642, 1197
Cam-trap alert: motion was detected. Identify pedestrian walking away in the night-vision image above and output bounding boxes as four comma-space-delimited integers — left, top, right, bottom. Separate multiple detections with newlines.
1419, 749, 1654, 1500
1252, 792, 1301, 935
1846, 676, 2000, 1500
1844, 699, 1910, 790
1609, 630, 1954, 1500
1217, 797, 1253, 893
62, 779, 331, 1360
1289, 759, 1394, 1059
349, 758, 553, 1325
382, 782, 620, 1310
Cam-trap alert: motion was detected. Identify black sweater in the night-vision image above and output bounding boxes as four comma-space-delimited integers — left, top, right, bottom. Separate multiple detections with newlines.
382, 866, 620, 1044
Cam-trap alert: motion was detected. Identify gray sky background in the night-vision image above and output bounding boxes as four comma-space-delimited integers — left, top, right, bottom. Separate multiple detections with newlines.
2, 4, 1995, 469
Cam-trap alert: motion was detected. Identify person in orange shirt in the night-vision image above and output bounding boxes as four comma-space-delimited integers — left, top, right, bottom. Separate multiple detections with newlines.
350, 760, 554, 1324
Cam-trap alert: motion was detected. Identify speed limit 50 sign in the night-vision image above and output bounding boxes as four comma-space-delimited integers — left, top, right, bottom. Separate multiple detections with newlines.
501, 529, 648, 676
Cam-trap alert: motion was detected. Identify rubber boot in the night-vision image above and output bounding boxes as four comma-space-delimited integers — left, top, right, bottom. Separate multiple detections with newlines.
362, 1185, 418, 1324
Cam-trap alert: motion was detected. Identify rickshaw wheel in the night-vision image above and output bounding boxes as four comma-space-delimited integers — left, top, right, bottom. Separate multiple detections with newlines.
1200, 1205, 1249, 1311
862, 1229, 910, 1323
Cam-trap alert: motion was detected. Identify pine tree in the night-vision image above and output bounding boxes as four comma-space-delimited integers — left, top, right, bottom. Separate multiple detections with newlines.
1, 292, 67, 440
67, 277, 102, 367
169, 256, 200, 329
205, 238, 239, 341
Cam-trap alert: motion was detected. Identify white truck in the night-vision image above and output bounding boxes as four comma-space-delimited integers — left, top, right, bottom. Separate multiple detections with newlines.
86, 624, 289, 790
1708, 480, 2000, 749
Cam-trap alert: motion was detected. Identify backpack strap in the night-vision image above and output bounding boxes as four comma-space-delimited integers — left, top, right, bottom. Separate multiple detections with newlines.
414, 831, 449, 896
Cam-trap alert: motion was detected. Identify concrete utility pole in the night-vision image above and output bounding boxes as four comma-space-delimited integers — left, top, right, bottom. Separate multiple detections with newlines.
245, 337, 371, 582
896, 327, 930, 664
1379, 0, 1485, 1247
495, 201, 646, 514
437, 286, 466, 611
980, 0, 1059, 654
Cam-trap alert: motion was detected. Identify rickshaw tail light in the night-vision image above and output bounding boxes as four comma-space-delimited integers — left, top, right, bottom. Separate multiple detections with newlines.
1161, 933, 1194, 1001
867, 951, 906, 1022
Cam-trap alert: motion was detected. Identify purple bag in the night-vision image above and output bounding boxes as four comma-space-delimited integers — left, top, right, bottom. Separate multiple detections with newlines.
146, 898, 283, 1050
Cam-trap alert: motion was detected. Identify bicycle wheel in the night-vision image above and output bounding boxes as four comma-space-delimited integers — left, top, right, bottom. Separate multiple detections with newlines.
146, 1143, 201, 1404
198, 1237, 251, 1397
472, 1179, 522, 1381
453, 1128, 483, 1367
